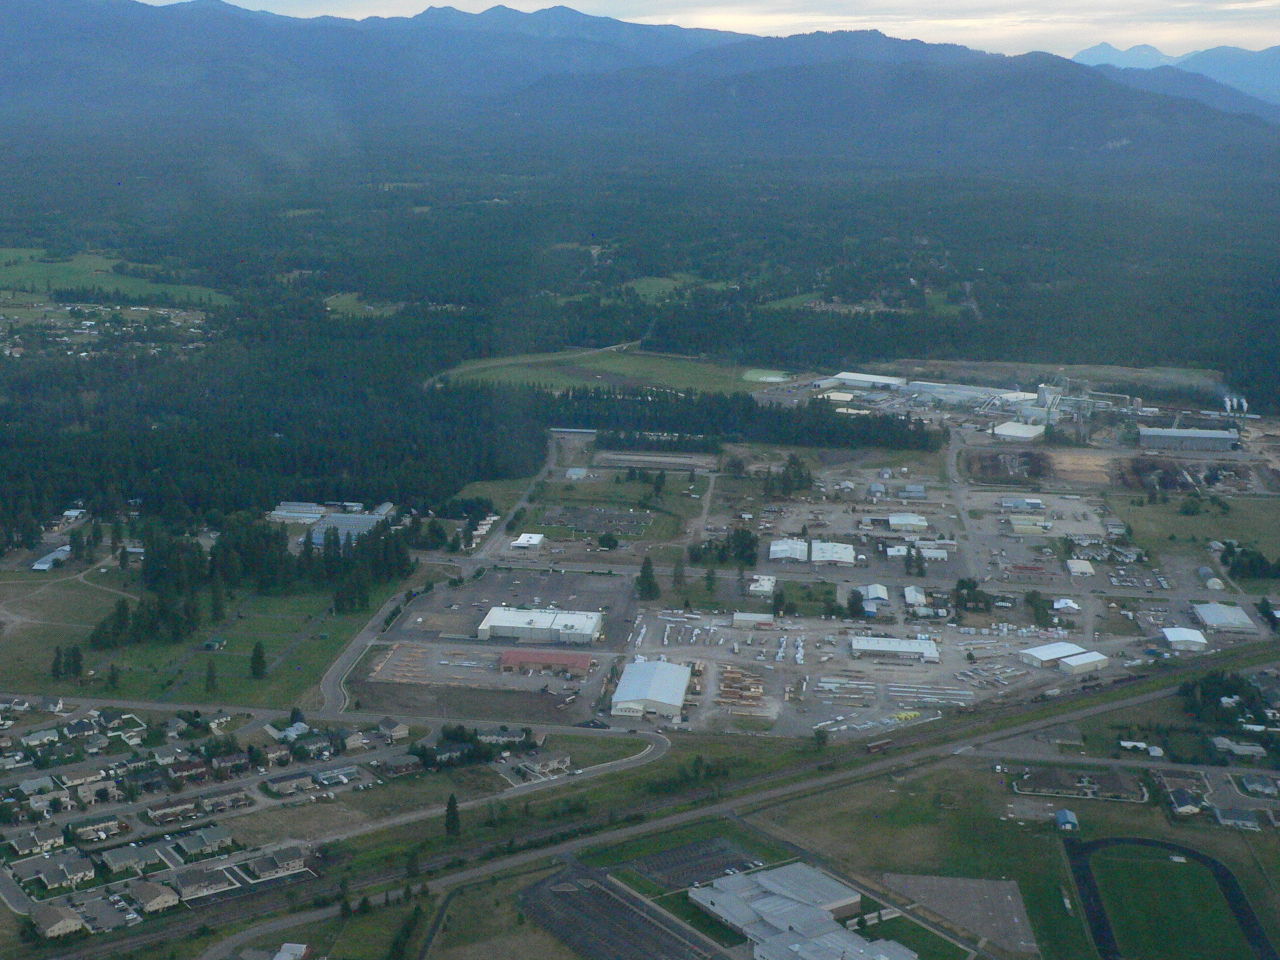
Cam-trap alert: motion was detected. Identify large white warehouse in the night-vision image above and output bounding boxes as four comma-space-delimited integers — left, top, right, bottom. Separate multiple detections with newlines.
849, 636, 940, 662
769, 539, 857, 565
1019, 642, 1086, 668
1193, 603, 1256, 634
1162, 627, 1208, 652
478, 607, 603, 645
611, 661, 691, 719
1059, 651, 1109, 675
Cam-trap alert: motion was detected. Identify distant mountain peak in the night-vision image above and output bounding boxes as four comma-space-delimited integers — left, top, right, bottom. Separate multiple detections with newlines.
1074, 42, 1174, 69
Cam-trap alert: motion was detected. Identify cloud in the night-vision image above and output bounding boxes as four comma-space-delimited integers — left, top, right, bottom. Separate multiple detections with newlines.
140, 0, 1280, 55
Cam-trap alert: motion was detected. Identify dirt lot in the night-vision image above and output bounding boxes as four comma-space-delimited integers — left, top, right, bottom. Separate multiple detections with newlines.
881, 873, 1038, 954
1048, 450, 1118, 487
351, 679, 596, 724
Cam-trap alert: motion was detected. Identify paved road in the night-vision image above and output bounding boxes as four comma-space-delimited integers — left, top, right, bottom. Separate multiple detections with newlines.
195, 680, 1200, 957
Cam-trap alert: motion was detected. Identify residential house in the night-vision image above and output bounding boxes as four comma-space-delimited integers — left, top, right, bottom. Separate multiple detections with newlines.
1213, 806, 1262, 831
210, 752, 251, 775
76, 780, 124, 806
7, 825, 65, 857
70, 814, 123, 842
199, 787, 254, 814
172, 866, 238, 900
263, 743, 291, 765
1169, 788, 1202, 815
267, 771, 316, 796
83, 732, 110, 755
1241, 774, 1279, 797
378, 717, 409, 742
21, 728, 59, 749
101, 844, 164, 876
432, 740, 473, 764
336, 728, 365, 751
40, 696, 64, 714
176, 825, 233, 860
58, 767, 105, 789
29, 903, 84, 939
380, 756, 422, 778
62, 718, 96, 740
130, 879, 180, 913
12, 849, 96, 890
146, 797, 199, 825
151, 745, 185, 766
244, 844, 309, 881
519, 752, 572, 777
168, 759, 211, 784
476, 727, 543, 748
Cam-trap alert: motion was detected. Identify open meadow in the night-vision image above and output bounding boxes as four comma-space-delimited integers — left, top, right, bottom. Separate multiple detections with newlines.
0, 247, 229, 305
447, 348, 796, 394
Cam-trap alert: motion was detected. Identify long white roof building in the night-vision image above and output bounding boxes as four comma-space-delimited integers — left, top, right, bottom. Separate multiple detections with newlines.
611, 661, 691, 719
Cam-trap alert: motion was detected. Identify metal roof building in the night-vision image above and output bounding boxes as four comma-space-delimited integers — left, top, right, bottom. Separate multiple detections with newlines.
611, 661, 691, 719
1162, 627, 1208, 651
993, 421, 1045, 441
849, 636, 940, 662
510, 533, 545, 549
1138, 427, 1239, 451
832, 371, 906, 390
689, 863, 916, 960
769, 539, 857, 565
1059, 651, 1109, 674
478, 607, 603, 645
306, 512, 384, 547
1019, 642, 1086, 668
1193, 603, 1256, 633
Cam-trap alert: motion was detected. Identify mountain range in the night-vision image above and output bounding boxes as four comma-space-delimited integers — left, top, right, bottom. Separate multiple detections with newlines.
1074, 42, 1280, 105
0, 0, 1277, 196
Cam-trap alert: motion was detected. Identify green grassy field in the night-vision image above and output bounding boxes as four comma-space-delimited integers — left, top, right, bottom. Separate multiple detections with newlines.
866, 917, 969, 960
579, 817, 792, 873
0, 558, 403, 708
324, 292, 402, 316
429, 868, 577, 960
1092, 846, 1253, 960
750, 762, 1097, 960
453, 478, 533, 515
0, 247, 229, 304
1109, 496, 1280, 562
1073, 791, 1280, 946
449, 348, 787, 394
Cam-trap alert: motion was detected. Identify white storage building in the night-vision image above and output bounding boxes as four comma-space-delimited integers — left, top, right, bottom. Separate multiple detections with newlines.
849, 636, 940, 662
1058, 651, 1109, 675
478, 607, 604, 644
611, 661, 691, 719
888, 513, 928, 532
734, 612, 775, 629
747, 575, 777, 597
1065, 559, 1095, 577
903, 585, 926, 606
1193, 603, 1256, 634
993, 421, 1045, 441
769, 539, 856, 565
832, 372, 906, 390
32, 546, 72, 571
510, 533, 544, 549
1162, 627, 1208, 652
1019, 642, 1086, 668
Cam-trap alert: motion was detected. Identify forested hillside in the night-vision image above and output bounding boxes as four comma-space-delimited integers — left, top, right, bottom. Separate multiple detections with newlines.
0, 1, 1276, 539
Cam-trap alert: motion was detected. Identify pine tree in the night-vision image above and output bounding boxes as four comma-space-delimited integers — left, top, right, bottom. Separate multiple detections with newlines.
445, 793, 461, 837
210, 578, 226, 623
704, 566, 716, 597
108, 663, 120, 689
250, 641, 267, 679
636, 557, 661, 600
50, 647, 63, 679
205, 658, 217, 694
671, 555, 686, 591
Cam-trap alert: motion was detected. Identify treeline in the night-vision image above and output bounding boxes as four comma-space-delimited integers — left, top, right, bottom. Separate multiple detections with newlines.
540, 388, 942, 451
1224, 544, 1280, 581
87, 516, 412, 649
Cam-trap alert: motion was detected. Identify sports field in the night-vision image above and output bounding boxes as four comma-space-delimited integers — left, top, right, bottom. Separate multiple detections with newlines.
1091, 846, 1253, 960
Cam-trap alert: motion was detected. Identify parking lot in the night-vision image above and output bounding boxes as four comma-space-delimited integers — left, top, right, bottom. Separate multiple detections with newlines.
387, 568, 635, 645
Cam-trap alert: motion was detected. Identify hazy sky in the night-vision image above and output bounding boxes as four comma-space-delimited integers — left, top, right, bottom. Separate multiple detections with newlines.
142, 0, 1280, 55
